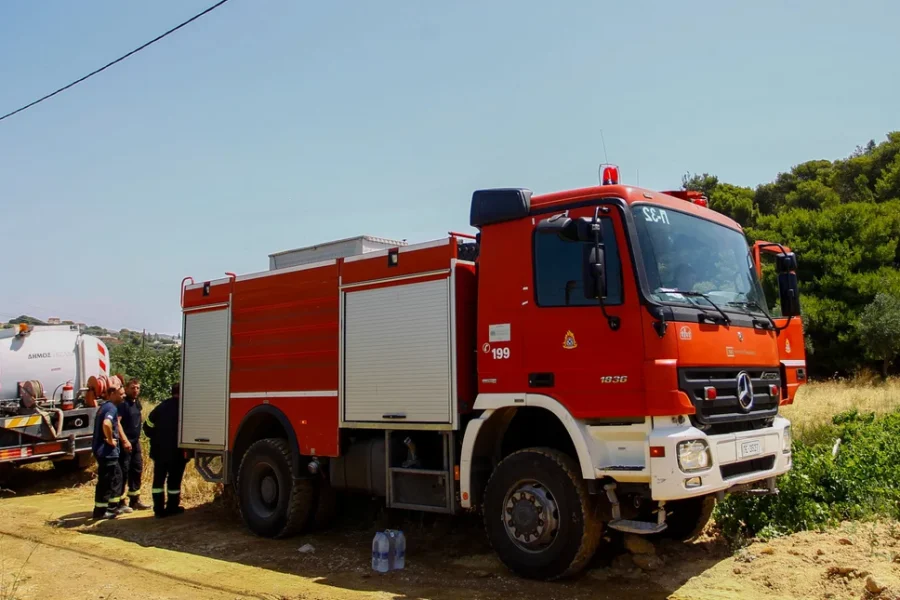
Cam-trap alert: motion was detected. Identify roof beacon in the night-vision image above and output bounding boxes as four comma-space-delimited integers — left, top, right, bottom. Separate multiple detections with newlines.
663, 189, 709, 208
599, 164, 620, 186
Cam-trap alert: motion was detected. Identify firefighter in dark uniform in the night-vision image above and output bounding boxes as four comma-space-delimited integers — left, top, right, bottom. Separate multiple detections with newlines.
144, 382, 187, 517
92, 378, 126, 519
117, 378, 150, 510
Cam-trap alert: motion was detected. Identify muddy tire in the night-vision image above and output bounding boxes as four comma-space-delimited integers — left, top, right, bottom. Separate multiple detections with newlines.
483, 448, 602, 580
237, 438, 315, 538
654, 495, 716, 542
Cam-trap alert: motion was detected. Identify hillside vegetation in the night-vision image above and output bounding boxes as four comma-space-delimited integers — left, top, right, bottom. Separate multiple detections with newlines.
684, 132, 900, 377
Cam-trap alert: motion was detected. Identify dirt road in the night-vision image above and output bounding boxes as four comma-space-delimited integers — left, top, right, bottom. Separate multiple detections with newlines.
0, 468, 897, 600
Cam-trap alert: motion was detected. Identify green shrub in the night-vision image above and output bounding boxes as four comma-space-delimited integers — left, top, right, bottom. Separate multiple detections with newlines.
715, 409, 900, 542
110, 344, 180, 403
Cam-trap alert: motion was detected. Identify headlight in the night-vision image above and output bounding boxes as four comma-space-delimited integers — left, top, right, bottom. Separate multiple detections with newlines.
783, 425, 792, 454
677, 440, 711, 472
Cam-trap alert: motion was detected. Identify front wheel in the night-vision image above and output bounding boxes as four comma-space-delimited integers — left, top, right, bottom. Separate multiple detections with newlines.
237, 438, 315, 538
483, 448, 602, 580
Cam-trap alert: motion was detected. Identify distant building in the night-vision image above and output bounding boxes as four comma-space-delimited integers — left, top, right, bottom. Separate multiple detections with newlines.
47, 317, 61, 325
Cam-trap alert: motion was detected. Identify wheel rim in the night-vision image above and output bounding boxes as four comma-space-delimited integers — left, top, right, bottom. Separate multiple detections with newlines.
249, 462, 280, 518
502, 480, 560, 552
260, 475, 278, 504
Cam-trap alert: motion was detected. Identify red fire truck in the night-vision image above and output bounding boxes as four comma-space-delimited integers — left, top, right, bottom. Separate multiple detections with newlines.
179, 166, 806, 580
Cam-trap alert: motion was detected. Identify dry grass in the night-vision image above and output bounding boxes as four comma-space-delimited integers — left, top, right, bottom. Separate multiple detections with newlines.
135, 456, 217, 508
0, 541, 36, 600
782, 377, 900, 443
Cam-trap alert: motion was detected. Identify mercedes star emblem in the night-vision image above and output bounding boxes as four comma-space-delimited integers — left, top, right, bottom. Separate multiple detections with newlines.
736, 371, 754, 411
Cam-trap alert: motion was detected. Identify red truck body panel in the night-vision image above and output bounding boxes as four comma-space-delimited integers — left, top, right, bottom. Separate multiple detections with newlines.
182, 238, 477, 457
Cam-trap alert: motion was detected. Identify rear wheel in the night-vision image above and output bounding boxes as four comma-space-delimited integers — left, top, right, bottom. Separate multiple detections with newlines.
237, 438, 315, 538
654, 495, 716, 542
483, 448, 602, 580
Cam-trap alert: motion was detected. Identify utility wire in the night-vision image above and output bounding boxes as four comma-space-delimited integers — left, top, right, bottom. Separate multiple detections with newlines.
0, 0, 232, 123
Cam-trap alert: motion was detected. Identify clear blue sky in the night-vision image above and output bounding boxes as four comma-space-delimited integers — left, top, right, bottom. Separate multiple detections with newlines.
1, 0, 897, 334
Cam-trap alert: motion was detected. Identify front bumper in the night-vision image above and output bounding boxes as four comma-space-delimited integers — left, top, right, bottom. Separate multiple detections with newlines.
647, 416, 792, 501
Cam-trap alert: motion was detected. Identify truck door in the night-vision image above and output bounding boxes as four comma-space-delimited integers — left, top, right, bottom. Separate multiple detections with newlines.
180, 307, 230, 448
523, 206, 645, 419
753, 241, 807, 404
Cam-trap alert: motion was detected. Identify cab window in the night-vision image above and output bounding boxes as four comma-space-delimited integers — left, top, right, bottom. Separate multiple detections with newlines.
533, 219, 622, 306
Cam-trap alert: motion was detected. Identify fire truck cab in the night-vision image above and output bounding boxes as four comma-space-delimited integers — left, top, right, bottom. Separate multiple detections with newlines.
179, 167, 805, 580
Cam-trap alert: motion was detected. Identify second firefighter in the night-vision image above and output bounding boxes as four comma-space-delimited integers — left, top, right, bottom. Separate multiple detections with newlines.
144, 382, 187, 518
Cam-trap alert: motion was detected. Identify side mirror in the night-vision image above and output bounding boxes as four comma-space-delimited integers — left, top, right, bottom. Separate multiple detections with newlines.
778, 272, 801, 317
585, 246, 608, 299
536, 213, 570, 230
776, 252, 798, 273
537, 214, 592, 242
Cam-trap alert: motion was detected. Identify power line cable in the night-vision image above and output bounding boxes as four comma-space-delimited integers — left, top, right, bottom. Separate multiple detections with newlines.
0, 0, 233, 123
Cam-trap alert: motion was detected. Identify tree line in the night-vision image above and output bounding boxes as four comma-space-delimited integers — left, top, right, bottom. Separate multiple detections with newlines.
683, 132, 900, 377
110, 343, 180, 404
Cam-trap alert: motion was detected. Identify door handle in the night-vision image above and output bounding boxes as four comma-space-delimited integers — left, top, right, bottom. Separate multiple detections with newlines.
528, 373, 554, 388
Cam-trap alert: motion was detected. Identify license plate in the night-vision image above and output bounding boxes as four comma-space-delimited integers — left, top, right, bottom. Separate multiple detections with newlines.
740, 439, 762, 458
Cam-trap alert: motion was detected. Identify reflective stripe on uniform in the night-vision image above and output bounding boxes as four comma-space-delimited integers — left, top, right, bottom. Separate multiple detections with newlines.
151, 488, 164, 493
95, 502, 108, 508
167, 490, 180, 495
108, 496, 121, 503
127, 490, 141, 497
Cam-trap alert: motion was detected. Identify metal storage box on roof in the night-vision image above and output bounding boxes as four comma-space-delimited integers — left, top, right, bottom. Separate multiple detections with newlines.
268, 235, 407, 270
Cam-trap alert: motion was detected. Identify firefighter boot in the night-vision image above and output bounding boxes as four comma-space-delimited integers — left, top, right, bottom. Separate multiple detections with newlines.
165, 497, 185, 517
152, 490, 167, 518
114, 499, 133, 515
130, 496, 151, 511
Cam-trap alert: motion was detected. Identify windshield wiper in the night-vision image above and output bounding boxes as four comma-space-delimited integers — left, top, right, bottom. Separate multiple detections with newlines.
728, 300, 781, 332
660, 289, 731, 325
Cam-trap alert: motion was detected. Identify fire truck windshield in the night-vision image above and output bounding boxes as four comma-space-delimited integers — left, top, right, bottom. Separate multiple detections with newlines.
631, 205, 768, 315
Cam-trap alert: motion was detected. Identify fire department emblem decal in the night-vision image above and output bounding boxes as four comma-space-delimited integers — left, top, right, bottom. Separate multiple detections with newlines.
785, 339, 792, 354
562, 330, 578, 350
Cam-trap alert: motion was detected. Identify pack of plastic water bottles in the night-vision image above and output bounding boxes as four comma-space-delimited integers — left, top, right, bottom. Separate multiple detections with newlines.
371, 529, 406, 573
